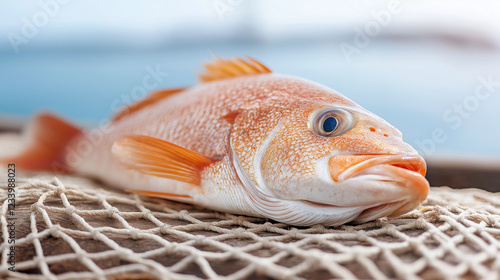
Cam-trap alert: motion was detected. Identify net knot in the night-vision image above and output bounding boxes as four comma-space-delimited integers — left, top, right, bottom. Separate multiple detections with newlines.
486, 216, 497, 226
50, 224, 62, 238
376, 217, 389, 227
343, 226, 355, 233
288, 228, 300, 239
90, 229, 101, 240
385, 223, 397, 234
415, 217, 428, 228
65, 205, 76, 216
160, 224, 171, 234
193, 235, 206, 245
33, 256, 43, 266
30, 202, 44, 212
51, 177, 65, 193
448, 203, 461, 213
142, 209, 152, 219
233, 216, 247, 226
106, 207, 119, 218
233, 227, 246, 238
178, 210, 189, 220
408, 238, 420, 249
357, 230, 368, 242
75, 250, 88, 260
311, 224, 327, 232
129, 229, 140, 240
262, 222, 273, 230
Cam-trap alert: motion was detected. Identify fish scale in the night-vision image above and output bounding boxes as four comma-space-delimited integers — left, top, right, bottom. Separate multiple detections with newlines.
1, 57, 429, 226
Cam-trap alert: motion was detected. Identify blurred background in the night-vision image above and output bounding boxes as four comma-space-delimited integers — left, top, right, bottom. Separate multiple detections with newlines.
1, 0, 499, 189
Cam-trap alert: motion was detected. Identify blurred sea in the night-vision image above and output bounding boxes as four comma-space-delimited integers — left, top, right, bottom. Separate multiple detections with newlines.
1, 39, 499, 160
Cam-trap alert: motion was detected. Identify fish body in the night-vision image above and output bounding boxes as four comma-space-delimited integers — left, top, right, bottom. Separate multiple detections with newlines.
4, 57, 429, 226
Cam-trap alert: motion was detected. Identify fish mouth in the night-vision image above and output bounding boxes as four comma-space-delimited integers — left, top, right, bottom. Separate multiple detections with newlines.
340, 155, 429, 210
296, 154, 430, 221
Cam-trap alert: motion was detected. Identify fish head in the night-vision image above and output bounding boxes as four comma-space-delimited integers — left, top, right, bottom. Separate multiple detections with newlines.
230, 76, 429, 225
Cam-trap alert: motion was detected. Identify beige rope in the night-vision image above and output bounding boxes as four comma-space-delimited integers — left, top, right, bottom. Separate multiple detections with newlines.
0, 173, 499, 280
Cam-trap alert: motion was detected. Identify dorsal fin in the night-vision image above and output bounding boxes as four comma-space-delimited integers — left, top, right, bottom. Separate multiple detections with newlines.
112, 57, 271, 122
198, 56, 272, 82
112, 87, 185, 122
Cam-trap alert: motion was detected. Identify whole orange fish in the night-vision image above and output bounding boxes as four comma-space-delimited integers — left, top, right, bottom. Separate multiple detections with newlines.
4, 57, 429, 226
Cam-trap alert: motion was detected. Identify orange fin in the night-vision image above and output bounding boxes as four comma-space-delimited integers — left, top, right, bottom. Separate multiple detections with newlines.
1, 113, 81, 172
112, 135, 216, 186
127, 189, 193, 203
198, 56, 272, 82
112, 87, 186, 122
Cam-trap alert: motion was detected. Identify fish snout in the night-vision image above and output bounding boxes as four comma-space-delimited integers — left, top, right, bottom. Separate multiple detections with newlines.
327, 154, 429, 212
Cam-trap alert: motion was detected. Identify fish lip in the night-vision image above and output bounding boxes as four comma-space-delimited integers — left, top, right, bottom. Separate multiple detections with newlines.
352, 199, 409, 223
299, 197, 415, 224
336, 154, 427, 182
299, 197, 411, 223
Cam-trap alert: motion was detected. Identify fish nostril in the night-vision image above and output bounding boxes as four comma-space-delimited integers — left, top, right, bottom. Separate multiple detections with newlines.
369, 127, 389, 137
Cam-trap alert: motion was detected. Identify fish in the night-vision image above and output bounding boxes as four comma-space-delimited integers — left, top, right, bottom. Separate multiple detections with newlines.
2, 56, 429, 226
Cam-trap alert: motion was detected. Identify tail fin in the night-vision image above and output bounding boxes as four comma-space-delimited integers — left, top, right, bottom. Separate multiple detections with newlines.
1, 113, 81, 172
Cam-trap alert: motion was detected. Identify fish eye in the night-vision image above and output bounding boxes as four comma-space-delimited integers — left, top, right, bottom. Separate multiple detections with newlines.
322, 117, 338, 133
308, 108, 354, 137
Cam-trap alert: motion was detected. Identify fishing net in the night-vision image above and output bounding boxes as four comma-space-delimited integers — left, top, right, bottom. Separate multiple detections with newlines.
0, 134, 500, 280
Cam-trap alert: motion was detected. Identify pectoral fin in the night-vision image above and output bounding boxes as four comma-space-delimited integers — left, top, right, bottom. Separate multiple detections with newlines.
111, 135, 216, 186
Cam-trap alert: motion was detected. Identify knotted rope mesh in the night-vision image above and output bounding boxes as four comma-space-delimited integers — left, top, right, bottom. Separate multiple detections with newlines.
0, 134, 499, 279
1, 174, 500, 280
